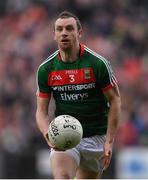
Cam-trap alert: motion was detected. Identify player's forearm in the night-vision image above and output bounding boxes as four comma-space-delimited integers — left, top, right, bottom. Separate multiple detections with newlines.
106, 96, 121, 144
36, 110, 50, 138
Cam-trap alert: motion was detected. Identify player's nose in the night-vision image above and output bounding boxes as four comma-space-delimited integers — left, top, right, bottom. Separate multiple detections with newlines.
61, 28, 68, 36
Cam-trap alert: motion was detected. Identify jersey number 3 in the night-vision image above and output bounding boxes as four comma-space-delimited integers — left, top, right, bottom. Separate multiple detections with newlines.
69, 75, 75, 82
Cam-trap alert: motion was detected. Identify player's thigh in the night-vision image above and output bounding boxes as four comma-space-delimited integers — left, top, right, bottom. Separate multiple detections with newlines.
50, 151, 78, 178
76, 166, 102, 179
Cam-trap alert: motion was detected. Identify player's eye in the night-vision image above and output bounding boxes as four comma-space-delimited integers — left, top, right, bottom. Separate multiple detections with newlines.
56, 26, 63, 32
66, 26, 74, 31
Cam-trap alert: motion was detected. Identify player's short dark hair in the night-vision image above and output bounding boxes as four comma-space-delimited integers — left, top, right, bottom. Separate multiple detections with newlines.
57, 11, 82, 30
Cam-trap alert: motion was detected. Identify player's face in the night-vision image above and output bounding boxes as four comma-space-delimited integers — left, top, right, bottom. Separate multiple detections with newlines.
54, 17, 82, 51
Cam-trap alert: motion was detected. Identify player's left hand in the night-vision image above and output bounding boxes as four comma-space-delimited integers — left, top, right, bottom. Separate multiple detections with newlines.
100, 141, 113, 171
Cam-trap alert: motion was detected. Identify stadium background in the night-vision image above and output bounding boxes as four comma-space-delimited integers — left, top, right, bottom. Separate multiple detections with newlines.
0, 0, 148, 178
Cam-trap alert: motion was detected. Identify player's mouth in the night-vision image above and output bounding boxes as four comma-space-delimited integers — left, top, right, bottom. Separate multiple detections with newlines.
61, 39, 70, 43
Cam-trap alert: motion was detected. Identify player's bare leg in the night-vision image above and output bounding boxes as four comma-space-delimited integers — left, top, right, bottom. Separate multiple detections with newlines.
50, 152, 78, 179
76, 166, 103, 179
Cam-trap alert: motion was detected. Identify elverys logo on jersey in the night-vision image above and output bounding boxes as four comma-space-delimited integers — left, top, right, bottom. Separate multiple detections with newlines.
48, 68, 96, 86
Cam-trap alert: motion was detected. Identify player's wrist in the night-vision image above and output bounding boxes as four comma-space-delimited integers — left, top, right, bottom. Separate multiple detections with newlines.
105, 138, 114, 144
43, 131, 49, 140
43, 131, 55, 148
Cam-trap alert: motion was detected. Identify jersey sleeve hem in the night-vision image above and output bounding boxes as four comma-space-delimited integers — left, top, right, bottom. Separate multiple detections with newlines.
102, 84, 113, 92
36, 92, 51, 98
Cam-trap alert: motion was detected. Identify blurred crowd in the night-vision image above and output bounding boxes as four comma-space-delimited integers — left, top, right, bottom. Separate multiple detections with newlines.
0, 0, 148, 156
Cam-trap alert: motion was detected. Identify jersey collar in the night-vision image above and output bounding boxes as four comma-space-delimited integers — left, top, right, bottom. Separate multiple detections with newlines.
58, 43, 85, 60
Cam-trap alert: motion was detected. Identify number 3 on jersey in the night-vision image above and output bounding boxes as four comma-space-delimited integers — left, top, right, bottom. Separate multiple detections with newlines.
69, 74, 75, 82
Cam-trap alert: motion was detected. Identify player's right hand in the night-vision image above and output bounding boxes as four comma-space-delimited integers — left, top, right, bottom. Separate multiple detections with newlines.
44, 132, 65, 151
44, 132, 56, 148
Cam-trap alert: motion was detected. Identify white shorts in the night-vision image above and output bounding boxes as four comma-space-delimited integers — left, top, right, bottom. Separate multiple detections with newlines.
50, 135, 106, 173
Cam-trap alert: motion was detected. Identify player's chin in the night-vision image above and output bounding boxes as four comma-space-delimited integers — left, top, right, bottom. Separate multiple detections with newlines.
59, 42, 71, 50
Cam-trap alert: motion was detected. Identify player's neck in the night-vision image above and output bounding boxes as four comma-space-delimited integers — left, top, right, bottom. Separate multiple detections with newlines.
59, 43, 80, 63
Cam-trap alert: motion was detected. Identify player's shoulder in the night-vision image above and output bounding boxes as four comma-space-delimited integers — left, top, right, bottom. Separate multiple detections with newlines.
84, 45, 109, 64
38, 50, 58, 69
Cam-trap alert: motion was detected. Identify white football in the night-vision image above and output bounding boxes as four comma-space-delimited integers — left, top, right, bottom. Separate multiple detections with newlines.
48, 115, 83, 150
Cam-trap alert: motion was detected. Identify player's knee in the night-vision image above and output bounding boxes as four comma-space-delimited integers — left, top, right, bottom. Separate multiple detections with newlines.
53, 170, 71, 179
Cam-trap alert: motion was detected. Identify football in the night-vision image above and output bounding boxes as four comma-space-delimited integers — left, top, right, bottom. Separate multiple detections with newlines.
48, 115, 83, 150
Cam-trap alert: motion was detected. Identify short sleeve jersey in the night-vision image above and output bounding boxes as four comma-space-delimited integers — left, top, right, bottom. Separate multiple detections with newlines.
36, 44, 118, 137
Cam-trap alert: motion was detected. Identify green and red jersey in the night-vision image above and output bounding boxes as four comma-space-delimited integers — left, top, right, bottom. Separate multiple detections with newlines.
36, 44, 117, 137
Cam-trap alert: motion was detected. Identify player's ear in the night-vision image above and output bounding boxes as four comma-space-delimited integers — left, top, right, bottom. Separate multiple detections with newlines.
53, 25, 56, 40
54, 34, 56, 41
78, 29, 83, 38
53, 30, 56, 41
